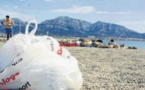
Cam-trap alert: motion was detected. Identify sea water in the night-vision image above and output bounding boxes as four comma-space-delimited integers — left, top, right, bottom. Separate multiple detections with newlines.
104, 40, 145, 50
0, 40, 145, 50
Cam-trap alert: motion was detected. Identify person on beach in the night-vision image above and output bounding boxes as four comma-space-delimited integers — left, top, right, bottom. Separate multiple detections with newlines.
108, 39, 119, 48
1, 15, 14, 40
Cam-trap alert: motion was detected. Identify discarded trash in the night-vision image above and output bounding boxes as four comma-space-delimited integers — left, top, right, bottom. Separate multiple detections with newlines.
0, 20, 83, 90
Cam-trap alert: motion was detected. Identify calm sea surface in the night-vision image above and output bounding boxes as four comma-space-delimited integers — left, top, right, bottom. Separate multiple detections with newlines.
104, 40, 145, 50
0, 40, 145, 50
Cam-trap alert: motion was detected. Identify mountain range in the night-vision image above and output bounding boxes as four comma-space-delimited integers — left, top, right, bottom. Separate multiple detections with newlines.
0, 16, 145, 39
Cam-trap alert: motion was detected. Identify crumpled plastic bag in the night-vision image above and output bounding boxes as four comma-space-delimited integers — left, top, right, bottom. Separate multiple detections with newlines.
0, 20, 83, 90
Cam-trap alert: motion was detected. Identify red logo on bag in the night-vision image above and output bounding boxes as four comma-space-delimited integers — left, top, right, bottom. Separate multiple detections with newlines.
0, 72, 19, 87
57, 46, 62, 55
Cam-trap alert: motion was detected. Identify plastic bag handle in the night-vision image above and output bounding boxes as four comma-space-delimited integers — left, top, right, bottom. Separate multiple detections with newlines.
25, 19, 38, 35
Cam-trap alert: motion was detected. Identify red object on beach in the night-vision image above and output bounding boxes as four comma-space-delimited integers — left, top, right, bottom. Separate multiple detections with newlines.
60, 43, 78, 47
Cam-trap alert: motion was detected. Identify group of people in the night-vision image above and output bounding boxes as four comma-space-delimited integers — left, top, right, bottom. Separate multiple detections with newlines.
1, 15, 14, 41
79, 38, 138, 49
79, 39, 126, 49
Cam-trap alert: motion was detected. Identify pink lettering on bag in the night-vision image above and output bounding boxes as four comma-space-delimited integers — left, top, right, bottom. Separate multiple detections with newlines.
0, 72, 19, 87
57, 46, 62, 55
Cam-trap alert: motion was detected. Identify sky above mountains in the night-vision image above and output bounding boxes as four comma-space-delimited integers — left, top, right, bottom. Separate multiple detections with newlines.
0, 0, 145, 33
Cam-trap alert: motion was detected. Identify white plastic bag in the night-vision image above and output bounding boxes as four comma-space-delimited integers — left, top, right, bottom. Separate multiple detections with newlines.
0, 20, 83, 90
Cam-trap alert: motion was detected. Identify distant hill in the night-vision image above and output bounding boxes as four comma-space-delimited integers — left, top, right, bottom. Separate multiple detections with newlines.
39, 16, 91, 37
89, 21, 144, 38
0, 16, 145, 39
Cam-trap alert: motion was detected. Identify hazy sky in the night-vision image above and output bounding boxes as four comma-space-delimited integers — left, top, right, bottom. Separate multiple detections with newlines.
0, 0, 145, 33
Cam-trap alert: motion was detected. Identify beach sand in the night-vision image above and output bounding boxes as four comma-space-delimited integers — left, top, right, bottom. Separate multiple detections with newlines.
66, 47, 145, 90
1, 44, 145, 90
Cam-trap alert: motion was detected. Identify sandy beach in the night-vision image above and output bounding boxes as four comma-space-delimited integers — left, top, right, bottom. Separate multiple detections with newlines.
66, 47, 145, 90
1, 44, 145, 90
